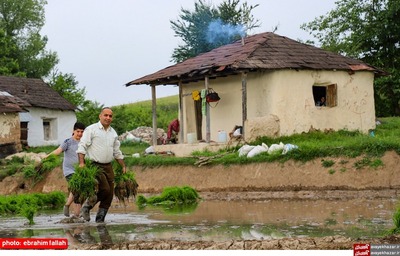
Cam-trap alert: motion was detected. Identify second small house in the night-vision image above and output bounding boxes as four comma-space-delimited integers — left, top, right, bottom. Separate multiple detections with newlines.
0, 76, 77, 150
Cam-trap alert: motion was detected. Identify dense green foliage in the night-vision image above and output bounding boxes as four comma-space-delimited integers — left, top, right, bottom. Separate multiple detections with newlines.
47, 70, 87, 108
75, 100, 104, 127
111, 95, 179, 135
0, 192, 65, 224
0, 0, 58, 78
170, 0, 260, 62
301, 0, 400, 117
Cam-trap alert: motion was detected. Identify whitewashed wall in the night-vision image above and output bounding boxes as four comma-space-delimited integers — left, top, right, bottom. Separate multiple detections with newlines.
181, 69, 376, 142
20, 107, 76, 147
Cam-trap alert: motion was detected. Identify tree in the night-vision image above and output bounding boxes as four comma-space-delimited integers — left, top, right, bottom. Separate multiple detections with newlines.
170, 0, 260, 63
301, 0, 400, 116
0, 0, 58, 78
75, 100, 104, 127
47, 70, 87, 108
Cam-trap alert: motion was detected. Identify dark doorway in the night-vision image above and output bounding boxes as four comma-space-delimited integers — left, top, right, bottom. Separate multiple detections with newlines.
194, 100, 203, 140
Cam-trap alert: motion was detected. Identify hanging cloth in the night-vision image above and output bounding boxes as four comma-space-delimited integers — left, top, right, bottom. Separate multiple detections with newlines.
201, 89, 207, 116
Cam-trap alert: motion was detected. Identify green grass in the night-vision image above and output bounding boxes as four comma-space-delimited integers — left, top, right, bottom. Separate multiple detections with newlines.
2, 118, 399, 180
122, 117, 400, 167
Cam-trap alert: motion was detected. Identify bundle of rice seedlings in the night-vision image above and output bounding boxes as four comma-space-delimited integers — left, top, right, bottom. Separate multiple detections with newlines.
68, 161, 100, 204
137, 186, 199, 207
22, 154, 62, 184
113, 162, 139, 203
36, 154, 62, 176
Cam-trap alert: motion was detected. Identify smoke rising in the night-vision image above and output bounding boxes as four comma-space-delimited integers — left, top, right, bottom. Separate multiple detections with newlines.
206, 19, 246, 45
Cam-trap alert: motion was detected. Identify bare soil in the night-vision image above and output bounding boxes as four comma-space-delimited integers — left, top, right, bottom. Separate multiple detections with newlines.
1, 151, 400, 250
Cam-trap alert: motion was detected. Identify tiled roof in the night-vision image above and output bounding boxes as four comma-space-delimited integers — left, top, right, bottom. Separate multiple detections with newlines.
0, 91, 30, 113
0, 76, 76, 111
126, 32, 381, 86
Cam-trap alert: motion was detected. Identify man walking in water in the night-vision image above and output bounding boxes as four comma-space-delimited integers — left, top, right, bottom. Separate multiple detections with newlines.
77, 107, 126, 222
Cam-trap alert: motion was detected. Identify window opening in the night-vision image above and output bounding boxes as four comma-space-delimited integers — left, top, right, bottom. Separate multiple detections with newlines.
43, 120, 51, 141
313, 84, 337, 107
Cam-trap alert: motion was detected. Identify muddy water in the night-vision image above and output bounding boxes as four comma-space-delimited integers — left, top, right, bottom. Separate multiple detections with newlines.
0, 197, 397, 246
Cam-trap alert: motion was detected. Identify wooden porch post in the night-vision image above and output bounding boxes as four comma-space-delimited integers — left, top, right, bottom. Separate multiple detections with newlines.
151, 84, 157, 146
205, 76, 210, 143
241, 72, 247, 138
178, 81, 184, 143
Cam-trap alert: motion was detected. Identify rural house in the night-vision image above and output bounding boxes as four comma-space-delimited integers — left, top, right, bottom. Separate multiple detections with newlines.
0, 76, 76, 149
0, 91, 30, 157
126, 32, 383, 144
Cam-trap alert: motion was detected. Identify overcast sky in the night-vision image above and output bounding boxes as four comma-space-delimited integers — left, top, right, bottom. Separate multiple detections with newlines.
42, 0, 338, 107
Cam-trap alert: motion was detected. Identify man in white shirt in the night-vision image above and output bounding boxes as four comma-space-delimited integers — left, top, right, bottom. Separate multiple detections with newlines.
77, 107, 126, 222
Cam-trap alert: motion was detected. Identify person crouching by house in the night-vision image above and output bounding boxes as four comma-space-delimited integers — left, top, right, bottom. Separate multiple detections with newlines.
47, 122, 86, 218
77, 107, 126, 223
167, 119, 180, 144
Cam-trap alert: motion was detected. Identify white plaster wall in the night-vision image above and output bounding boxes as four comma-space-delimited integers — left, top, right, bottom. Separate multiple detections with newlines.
248, 70, 376, 136
21, 107, 76, 147
181, 69, 376, 142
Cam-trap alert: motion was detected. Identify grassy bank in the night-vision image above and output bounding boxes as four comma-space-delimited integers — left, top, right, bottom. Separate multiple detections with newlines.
17, 117, 400, 169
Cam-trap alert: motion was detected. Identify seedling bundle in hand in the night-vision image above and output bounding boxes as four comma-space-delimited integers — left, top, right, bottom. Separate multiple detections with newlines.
113, 162, 139, 203
69, 161, 100, 204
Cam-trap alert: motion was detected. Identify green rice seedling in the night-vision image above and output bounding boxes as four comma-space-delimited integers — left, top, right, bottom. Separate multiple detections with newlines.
22, 155, 61, 185
22, 164, 36, 179
113, 162, 138, 203
68, 161, 100, 204
33, 191, 65, 209
38, 154, 62, 174
137, 186, 200, 207
20, 205, 37, 225
0, 192, 65, 224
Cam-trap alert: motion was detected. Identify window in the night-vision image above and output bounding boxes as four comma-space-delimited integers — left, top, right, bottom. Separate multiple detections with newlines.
312, 84, 337, 107
43, 120, 51, 141
43, 118, 57, 141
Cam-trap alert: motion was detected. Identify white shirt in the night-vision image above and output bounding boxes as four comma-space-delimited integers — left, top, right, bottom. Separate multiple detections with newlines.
77, 121, 124, 163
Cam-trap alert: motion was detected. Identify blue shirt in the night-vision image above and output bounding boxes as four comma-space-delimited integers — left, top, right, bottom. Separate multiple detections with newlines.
60, 137, 79, 177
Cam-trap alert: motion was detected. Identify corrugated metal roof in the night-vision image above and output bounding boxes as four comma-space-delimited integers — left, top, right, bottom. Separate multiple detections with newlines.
0, 76, 76, 111
126, 32, 382, 86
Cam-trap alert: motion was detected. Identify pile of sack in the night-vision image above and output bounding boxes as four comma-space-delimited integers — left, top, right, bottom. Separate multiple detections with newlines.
238, 142, 298, 158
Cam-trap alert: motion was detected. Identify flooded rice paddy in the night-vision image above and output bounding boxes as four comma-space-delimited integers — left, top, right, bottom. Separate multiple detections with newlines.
0, 197, 398, 246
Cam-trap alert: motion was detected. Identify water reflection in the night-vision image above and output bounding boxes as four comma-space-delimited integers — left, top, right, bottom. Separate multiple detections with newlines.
65, 225, 113, 247
0, 197, 397, 243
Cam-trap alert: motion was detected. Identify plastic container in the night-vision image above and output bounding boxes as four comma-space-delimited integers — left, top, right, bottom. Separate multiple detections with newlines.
187, 133, 196, 144
218, 130, 227, 143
